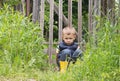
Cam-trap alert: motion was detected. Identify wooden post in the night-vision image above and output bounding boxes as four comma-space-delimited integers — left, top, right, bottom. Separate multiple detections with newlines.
92, 0, 101, 46
0, 0, 2, 8
48, 0, 54, 63
78, 0, 82, 44
88, 0, 93, 36
40, 0, 45, 37
26, 0, 30, 16
32, 0, 40, 23
107, 0, 115, 24
68, 0, 72, 27
21, 0, 26, 16
59, 0, 63, 42
119, 0, 120, 17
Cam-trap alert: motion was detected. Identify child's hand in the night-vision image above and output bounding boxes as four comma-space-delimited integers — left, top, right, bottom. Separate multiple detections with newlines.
56, 48, 59, 54
77, 46, 80, 49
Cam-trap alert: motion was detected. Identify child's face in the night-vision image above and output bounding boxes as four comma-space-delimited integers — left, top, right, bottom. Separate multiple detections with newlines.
62, 34, 75, 45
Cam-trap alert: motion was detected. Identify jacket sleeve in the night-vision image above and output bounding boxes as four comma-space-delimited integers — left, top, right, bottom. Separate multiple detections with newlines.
56, 45, 60, 54
56, 45, 60, 61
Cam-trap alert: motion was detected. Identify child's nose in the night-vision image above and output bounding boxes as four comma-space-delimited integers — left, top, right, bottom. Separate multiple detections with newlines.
67, 39, 71, 41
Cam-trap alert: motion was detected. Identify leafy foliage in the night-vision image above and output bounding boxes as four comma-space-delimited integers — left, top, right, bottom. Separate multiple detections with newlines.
0, 5, 48, 76
3, 0, 20, 6
0, 2, 120, 81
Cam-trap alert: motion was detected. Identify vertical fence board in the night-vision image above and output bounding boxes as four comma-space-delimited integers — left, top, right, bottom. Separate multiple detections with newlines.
21, 0, 26, 16
88, 0, 93, 36
26, 0, 30, 16
107, 0, 115, 24
93, 0, 101, 46
119, 0, 120, 34
59, 0, 63, 42
68, 0, 72, 27
40, 0, 45, 37
48, 0, 54, 63
32, 0, 40, 23
93, 0, 97, 46
119, 0, 120, 17
78, 0, 82, 44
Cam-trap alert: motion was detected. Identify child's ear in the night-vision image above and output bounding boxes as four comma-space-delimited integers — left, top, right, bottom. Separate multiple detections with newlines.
62, 35, 64, 39
74, 35, 76, 39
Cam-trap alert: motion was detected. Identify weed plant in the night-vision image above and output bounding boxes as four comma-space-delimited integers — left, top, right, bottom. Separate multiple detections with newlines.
41, 18, 120, 81
0, 5, 120, 81
0, 5, 48, 77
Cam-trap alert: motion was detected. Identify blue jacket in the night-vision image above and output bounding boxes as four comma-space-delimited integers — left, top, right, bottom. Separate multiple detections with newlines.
58, 41, 78, 54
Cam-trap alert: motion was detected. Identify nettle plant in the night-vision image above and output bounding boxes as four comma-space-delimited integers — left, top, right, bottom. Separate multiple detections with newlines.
0, 5, 47, 74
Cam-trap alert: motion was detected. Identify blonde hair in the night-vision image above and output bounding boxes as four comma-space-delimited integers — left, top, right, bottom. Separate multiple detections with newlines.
62, 26, 77, 36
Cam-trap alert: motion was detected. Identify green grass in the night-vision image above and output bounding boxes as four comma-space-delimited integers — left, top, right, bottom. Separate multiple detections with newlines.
0, 5, 120, 81
0, 4, 49, 77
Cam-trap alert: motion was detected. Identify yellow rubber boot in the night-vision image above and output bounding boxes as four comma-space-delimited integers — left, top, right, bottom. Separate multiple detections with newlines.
60, 61, 68, 73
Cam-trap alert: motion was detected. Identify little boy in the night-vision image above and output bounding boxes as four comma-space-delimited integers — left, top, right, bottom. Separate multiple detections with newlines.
56, 26, 83, 71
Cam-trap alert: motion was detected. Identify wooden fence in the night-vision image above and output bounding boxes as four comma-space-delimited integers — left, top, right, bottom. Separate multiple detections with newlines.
42, 0, 83, 63
40, 0, 100, 63
19, 0, 117, 63
34, 0, 113, 63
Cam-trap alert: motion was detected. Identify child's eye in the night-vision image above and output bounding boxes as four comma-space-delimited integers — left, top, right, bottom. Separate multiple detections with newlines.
65, 38, 68, 39
69, 38, 72, 39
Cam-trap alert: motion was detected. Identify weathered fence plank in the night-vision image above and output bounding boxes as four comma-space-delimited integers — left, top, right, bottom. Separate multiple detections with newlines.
48, 0, 54, 63
59, 0, 63, 42
68, 0, 72, 27
78, 0, 82, 44
21, 0, 26, 16
93, 0, 101, 46
119, 0, 120, 17
88, 0, 93, 36
32, 0, 40, 23
40, 0, 45, 37
26, 0, 30, 16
